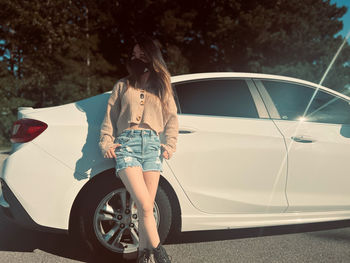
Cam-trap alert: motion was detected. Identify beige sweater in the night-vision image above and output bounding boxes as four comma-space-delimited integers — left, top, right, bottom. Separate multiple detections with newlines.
99, 77, 179, 159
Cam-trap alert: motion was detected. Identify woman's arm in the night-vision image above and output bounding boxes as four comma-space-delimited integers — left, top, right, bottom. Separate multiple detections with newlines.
161, 93, 179, 159
99, 81, 122, 158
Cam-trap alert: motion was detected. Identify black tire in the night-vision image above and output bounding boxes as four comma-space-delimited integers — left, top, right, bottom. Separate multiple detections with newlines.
73, 175, 173, 261
154, 184, 173, 244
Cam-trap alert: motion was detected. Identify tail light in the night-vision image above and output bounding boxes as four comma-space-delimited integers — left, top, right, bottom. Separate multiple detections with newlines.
10, 118, 48, 143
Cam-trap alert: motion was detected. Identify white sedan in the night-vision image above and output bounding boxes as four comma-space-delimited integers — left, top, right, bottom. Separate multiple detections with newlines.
1, 72, 350, 260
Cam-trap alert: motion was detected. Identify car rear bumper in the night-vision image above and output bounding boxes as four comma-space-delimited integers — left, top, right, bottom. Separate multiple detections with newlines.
0, 142, 80, 232
0, 178, 67, 234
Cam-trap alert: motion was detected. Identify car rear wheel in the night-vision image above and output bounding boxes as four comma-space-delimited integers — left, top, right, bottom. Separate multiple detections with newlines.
75, 177, 173, 260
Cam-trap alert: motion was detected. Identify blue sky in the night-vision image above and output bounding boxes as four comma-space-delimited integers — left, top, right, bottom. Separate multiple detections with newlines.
332, 0, 350, 39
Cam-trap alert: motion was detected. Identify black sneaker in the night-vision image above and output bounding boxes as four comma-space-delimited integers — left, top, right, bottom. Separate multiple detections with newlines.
152, 243, 172, 263
137, 248, 152, 263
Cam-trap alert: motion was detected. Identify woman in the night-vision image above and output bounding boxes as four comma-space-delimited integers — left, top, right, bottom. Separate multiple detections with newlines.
99, 33, 178, 263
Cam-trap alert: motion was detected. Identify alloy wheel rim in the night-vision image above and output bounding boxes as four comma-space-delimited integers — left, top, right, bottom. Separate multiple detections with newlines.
93, 188, 160, 253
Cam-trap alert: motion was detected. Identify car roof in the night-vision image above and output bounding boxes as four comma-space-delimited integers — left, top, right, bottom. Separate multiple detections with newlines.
170, 72, 350, 101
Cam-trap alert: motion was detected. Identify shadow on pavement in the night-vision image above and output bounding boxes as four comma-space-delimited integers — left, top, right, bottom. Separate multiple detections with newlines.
2, 200, 350, 262
166, 219, 350, 245
0, 210, 137, 262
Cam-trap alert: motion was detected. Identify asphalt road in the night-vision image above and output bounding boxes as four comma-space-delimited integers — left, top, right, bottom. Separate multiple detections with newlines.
1, 150, 350, 263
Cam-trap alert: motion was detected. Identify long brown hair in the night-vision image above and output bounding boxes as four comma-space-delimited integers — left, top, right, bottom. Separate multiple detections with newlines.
125, 33, 174, 116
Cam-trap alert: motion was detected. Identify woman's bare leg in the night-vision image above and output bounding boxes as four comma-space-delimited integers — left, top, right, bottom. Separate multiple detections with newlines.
118, 166, 161, 254
143, 170, 161, 250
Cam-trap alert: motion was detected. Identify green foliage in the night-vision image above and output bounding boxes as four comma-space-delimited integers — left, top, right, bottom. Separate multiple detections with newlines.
0, 0, 349, 146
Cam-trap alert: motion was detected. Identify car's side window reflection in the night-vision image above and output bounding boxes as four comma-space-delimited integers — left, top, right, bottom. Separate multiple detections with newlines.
262, 80, 350, 125
262, 80, 314, 121
306, 90, 350, 125
174, 79, 259, 118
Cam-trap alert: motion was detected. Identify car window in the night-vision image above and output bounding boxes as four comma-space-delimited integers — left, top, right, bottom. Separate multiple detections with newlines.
305, 90, 350, 125
262, 80, 314, 121
262, 80, 350, 125
174, 79, 259, 118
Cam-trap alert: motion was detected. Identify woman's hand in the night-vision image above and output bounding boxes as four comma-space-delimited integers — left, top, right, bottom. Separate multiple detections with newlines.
104, 144, 121, 158
162, 150, 169, 159
160, 144, 169, 160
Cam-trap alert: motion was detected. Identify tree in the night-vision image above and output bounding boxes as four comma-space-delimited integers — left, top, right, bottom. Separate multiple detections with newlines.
0, 0, 349, 146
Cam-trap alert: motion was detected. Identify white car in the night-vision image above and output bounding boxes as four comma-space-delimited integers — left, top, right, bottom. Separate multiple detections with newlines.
1, 72, 350, 260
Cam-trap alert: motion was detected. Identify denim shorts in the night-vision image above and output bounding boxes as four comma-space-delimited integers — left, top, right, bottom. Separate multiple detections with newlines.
114, 129, 164, 175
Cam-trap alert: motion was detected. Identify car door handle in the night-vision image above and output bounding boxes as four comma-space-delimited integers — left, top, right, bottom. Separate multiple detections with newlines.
179, 128, 196, 134
291, 135, 316, 143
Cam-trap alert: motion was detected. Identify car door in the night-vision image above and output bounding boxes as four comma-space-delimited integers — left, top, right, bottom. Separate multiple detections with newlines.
168, 78, 288, 214
255, 79, 350, 212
